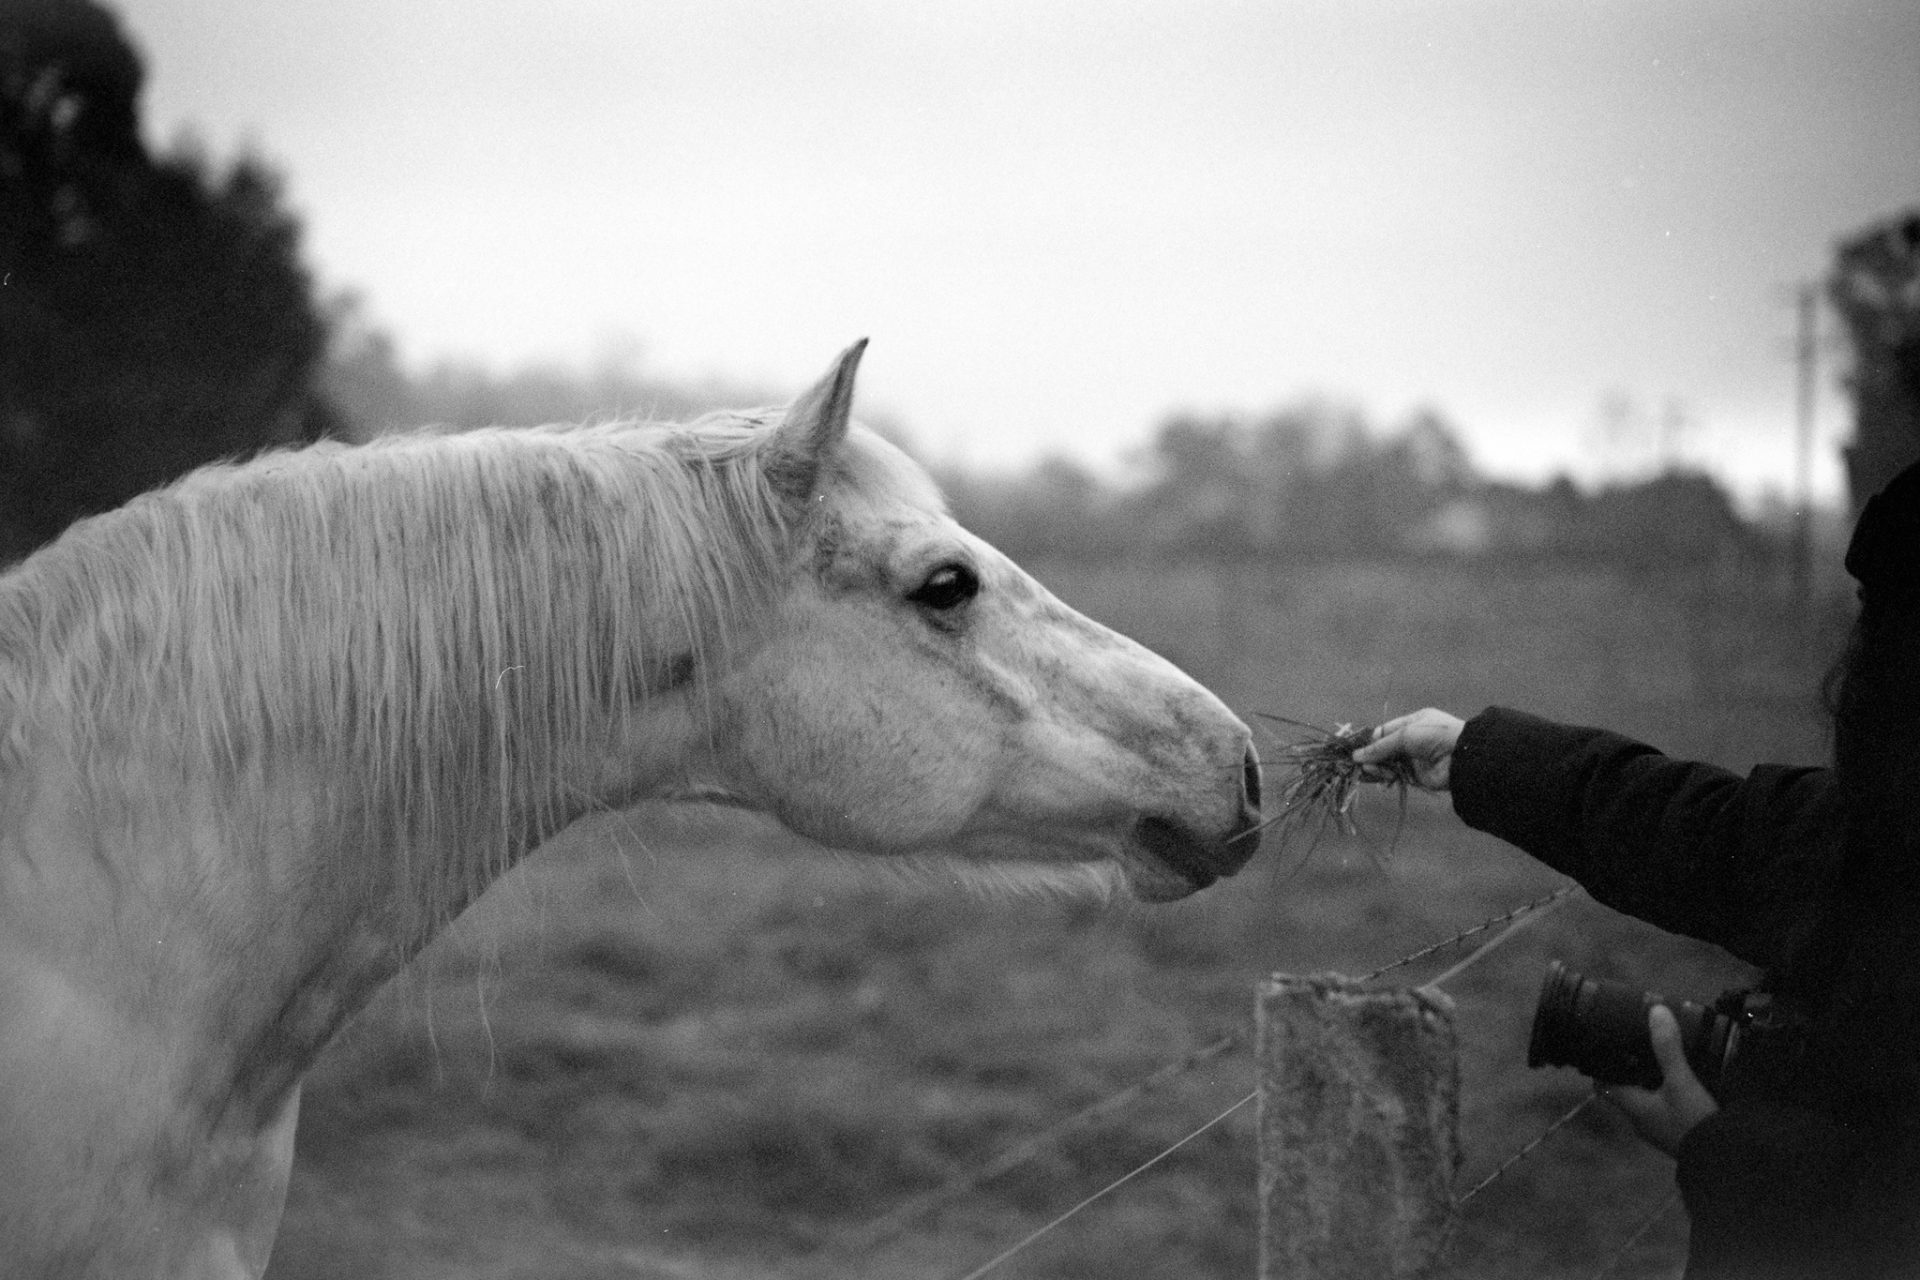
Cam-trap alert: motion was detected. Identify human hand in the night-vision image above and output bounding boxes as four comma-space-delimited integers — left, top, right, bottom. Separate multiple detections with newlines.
1351, 709, 1465, 791
1595, 1004, 1720, 1156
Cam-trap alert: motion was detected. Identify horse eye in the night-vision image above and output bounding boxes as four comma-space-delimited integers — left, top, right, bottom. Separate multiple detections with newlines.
906, 563, 980, 612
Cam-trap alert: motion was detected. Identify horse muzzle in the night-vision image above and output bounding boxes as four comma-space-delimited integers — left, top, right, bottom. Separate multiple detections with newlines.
1129, 745, 1264, 900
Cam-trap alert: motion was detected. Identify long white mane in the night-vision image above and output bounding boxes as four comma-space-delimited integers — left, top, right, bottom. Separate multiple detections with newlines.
0, 414, 792, 935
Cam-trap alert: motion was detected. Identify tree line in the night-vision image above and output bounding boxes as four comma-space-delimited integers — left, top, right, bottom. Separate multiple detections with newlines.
938, 407, 1767, 571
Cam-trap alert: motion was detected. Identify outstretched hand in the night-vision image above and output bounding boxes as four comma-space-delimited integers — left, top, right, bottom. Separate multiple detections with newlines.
1352, 708, 1466, 791
1596, 1005, 1721, 1156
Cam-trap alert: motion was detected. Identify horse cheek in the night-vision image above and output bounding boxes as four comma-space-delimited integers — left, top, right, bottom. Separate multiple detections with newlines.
720, 638, 981, 853
712, 645, 871, 846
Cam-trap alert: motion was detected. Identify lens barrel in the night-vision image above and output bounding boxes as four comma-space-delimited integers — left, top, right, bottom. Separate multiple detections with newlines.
1527, 960, 1734, 1092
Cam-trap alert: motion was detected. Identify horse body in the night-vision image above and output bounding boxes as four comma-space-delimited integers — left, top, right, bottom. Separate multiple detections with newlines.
0, 341, 1260, 1276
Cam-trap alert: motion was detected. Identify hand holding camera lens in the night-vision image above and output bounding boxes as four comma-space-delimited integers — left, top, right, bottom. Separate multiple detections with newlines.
1596, 1005, 1721, 1156
1526, 961, 1780, 1158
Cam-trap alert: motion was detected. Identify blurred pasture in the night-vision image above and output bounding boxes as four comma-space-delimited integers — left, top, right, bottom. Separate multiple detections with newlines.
269, 556, 1848, 1280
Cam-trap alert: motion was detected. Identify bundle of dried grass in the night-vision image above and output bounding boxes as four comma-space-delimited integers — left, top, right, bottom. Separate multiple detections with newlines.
1248, 714, 1418, 859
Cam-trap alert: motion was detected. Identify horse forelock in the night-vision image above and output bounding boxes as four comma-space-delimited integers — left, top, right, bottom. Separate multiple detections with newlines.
0, 414, 793, 934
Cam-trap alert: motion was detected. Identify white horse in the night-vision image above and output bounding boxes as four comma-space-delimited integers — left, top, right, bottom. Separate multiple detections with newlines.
0, 341, 1261, 1278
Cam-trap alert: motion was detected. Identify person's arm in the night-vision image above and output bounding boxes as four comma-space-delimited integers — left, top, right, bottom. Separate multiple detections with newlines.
1359, 706, 1840, 969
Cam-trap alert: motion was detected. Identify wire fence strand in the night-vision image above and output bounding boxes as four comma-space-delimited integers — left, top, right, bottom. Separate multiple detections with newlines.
1458, 1093, 1598, 1205
1362, 884, 1581, 984
1419, 885, 1580, 992
941, 1090, 1256, 1280
1588, 1189, 1683, 1280
839, 1028, 1246, 1253
842, 880, 1588, 1269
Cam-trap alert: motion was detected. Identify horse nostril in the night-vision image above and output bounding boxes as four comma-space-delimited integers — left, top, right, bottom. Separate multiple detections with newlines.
1243, 746, 1262, 812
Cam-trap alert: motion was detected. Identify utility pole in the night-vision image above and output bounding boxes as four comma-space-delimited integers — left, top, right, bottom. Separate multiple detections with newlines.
1659, 397, 1690, 471
1791, 281, 1818, 612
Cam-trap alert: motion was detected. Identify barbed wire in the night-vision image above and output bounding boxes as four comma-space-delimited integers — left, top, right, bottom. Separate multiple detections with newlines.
1421, 885, 1580, 991
1363, 884, 1581, 984
1459, 1094, 1599, 1205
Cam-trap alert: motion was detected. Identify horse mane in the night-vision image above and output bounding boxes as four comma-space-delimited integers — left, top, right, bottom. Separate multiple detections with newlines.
0, 412, 792, 938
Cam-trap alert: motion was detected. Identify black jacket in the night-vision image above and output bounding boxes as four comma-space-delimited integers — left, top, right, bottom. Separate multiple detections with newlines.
1451, 707, 1920, 1279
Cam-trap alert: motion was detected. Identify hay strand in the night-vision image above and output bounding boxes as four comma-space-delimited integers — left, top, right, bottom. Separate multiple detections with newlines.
1243, 714, 1417, 861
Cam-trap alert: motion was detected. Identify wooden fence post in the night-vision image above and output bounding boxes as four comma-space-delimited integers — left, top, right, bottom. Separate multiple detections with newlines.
1257, 973, 1459, 1280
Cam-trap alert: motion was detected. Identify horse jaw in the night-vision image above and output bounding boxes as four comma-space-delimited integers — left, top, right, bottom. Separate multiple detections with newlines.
884, 853, 1129, 903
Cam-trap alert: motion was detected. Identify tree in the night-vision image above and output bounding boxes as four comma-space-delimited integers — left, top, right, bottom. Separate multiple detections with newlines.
1831, 211, 1920, 510
316, 291, 418, 442
1133, 413, 1263, 557
0, 0, 332, 558
942, 454, 1120, 562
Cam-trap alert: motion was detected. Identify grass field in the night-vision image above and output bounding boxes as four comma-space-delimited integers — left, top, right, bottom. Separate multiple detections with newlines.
265, 556, 1848, 1280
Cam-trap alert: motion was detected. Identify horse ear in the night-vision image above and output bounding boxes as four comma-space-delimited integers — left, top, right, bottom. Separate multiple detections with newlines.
763, 338, 867, 509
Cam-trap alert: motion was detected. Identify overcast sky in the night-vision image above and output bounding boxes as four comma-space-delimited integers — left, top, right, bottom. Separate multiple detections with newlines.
113, 0, 1919, 503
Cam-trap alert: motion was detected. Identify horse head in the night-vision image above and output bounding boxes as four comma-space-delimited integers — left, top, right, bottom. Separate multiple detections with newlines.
677, 342, 1263, 901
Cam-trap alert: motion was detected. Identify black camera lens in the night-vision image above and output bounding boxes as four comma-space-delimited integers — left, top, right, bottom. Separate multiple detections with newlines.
1527, 960, 1735, 1092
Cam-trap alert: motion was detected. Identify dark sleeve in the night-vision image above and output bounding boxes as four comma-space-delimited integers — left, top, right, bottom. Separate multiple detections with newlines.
1449, 707, 1841, 970
1673, 1105, 1861, 1279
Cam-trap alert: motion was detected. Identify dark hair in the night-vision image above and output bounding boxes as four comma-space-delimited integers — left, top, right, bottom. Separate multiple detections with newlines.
1819, 606, 1862, 739
1802, 555, 1920, 1132
1831, 460, 1920, 832
1831, 608, 1920, 865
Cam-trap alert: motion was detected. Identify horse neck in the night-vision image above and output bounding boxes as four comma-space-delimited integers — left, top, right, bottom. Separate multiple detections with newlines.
0, 686, 710, 1138
0, 427, 774, 1119
222, 690, 714, 1087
